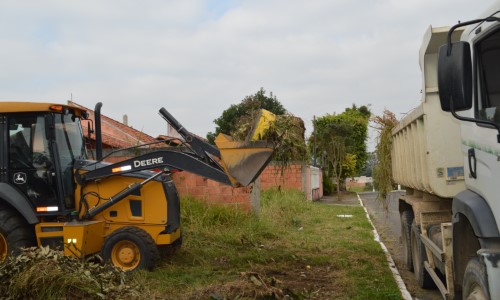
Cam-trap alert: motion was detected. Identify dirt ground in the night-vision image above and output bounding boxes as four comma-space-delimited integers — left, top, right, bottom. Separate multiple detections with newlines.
185, 264, 349, 300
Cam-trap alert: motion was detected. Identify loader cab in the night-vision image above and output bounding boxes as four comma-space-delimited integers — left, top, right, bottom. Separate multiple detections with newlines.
1, 103, 87, 218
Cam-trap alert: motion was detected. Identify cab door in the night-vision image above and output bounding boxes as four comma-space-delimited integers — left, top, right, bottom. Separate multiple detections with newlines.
7, 114, 60, 212
461, 22, 500, 233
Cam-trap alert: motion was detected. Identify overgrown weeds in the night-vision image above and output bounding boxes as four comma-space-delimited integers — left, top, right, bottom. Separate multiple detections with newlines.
145, 190, 402, 299
371, 109, 399, 208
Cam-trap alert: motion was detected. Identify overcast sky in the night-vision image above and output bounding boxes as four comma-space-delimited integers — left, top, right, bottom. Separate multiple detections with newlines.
1, 0, 497, 150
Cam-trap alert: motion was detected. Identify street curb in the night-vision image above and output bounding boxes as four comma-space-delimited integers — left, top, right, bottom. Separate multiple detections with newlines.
357, 193, 413, 300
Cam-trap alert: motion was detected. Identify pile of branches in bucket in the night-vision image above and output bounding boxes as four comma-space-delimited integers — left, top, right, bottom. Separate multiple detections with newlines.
233, 111, 307, 167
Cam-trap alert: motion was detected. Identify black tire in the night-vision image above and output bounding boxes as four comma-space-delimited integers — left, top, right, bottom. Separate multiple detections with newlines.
463, 257, 490, 300
0, 205, 36, 261
101, 226, 160, 271
400, 209, 414, 271
411, 221, 435, 289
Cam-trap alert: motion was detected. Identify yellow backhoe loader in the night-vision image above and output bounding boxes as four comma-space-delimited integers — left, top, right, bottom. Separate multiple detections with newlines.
0, 102, 273, 270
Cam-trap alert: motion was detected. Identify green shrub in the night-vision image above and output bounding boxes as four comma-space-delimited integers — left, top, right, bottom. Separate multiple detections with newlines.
322, 173, 334, 195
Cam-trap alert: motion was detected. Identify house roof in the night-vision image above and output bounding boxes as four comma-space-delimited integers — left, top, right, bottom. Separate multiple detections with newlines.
69, 101, 167, 149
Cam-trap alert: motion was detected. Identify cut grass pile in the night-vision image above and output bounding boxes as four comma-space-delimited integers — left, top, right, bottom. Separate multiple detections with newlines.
144, 189, 402, 299
0, 246, 150, 299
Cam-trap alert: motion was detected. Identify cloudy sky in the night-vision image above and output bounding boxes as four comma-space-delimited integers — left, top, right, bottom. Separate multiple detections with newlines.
1, 0, 497, 149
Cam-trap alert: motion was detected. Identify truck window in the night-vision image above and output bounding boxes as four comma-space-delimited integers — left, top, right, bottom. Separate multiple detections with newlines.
476, 28, 500, 124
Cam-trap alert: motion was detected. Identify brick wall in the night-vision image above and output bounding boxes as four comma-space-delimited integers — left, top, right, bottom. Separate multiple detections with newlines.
259, 163, 323, 201
171, 171, 253, 209
171, 163, 323, 209
260, 164, 303, 190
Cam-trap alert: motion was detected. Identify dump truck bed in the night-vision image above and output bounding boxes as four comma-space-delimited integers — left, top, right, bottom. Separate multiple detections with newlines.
391, 26, 465, 198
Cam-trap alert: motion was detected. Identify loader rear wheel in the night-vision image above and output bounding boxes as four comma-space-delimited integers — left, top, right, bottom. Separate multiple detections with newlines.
0, 205, 36, 261
400, 209, 414, 271
411, 221, 434, 289
102, 226, 160, 271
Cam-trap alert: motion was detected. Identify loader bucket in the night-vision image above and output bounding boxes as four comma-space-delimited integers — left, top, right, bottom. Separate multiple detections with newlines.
215, 133, 273, 187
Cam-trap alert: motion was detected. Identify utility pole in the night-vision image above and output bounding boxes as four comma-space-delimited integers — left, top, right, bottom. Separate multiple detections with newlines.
313, 115, 317, 167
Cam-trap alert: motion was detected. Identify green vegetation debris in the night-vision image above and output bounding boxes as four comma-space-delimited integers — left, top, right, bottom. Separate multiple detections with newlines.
233, 112, 307, 167
0, 246, 150, 300
371, 109, 398, 206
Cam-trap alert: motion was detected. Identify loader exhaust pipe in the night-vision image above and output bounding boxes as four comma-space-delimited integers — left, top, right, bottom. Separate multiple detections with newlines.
95, 102, 103, 160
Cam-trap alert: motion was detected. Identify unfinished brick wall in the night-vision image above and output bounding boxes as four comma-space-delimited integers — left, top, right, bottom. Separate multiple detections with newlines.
171, 163, 323, 208
171, 171, 253, 209
260, 164, 303, 190
260, 163, 323, 201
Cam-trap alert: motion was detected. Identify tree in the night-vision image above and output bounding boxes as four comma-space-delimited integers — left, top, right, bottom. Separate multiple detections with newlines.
207, 88, 286, 143
312, 104, 370, 199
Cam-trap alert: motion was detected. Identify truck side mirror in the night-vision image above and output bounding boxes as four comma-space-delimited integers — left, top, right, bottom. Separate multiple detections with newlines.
437, 41, 473, 112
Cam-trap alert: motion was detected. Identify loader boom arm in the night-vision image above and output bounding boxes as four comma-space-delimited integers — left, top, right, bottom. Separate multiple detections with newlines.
76, 150, 232, 186
78, 107, 274, 189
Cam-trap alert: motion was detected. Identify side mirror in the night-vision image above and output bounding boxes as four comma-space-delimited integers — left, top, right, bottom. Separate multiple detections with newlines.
437, 41, 473, 112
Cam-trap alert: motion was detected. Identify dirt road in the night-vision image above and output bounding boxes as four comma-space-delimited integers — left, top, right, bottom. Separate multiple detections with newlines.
358, 191, 441, 300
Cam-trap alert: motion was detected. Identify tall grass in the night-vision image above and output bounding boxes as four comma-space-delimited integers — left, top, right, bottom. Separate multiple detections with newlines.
144, 190, 402, 299
1, 190, 401, 299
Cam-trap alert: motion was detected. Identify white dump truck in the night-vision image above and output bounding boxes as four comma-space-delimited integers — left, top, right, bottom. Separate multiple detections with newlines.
392, 3, 500, 299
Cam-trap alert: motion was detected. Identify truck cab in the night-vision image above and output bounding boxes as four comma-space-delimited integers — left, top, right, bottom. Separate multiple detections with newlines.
436, 6, 500, 299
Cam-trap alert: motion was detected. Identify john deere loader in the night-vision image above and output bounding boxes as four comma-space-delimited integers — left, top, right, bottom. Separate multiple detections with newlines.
0, 101, 273, 270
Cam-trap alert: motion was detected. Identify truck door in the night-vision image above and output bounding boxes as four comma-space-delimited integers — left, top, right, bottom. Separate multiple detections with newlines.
463, 23, 500, 231
7, 114, 60, 211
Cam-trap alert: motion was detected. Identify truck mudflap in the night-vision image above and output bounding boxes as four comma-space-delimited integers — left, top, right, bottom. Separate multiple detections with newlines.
478, 249, 500, 299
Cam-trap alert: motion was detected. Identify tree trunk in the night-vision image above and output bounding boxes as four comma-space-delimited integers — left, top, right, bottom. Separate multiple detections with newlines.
335, 175, 341, 201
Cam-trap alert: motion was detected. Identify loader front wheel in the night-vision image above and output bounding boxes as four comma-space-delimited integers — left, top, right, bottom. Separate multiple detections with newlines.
102, 226, 160, 271
0, 205, 36, 261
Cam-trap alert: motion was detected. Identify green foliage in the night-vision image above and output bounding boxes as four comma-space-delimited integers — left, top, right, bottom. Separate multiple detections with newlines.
208, 87, 306, 166
0, 246, 148, 299
342, 153, 357, 179
322, 171, 334, 195
260, 114, 307, 165
372, 110, 398, 200
311, 104, 370, 195
207, 88, 286, 143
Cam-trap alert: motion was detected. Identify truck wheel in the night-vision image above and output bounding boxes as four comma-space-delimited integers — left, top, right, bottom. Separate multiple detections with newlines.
463, 258, 490, 300
411, 221, 434, 289
102, 226, 160, 271
0, 205, 36, 261
400, 209, 414, 271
